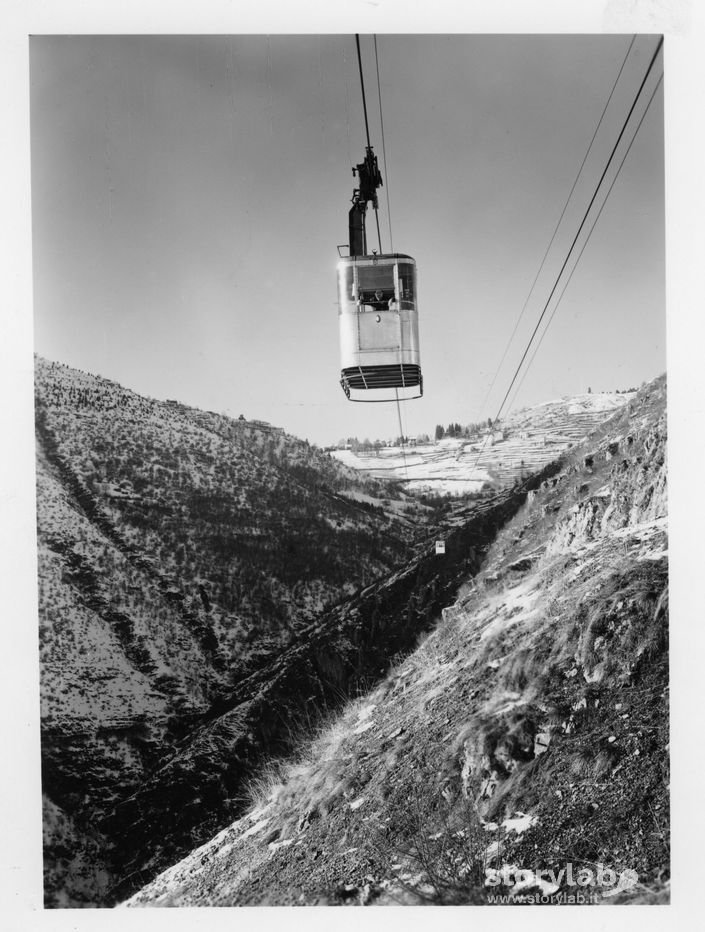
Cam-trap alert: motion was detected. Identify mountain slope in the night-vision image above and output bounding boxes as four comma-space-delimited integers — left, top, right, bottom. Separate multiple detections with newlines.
124, 375, 668, 907
101, 459, 564, 903
35, 357, 430, 906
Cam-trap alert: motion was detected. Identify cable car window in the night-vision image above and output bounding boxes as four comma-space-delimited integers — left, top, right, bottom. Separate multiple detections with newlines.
338, 265, 357, 312
358, 265, 395, 309
341, 264, 355, 300
357, 264, 394, 292
396, 262, 417, 305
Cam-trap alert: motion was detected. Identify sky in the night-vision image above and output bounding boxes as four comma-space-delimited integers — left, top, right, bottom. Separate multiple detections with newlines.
30, 33, 665, 447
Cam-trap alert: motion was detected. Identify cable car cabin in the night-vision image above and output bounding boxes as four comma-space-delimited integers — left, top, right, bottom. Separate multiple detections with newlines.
337, 253, 422, 401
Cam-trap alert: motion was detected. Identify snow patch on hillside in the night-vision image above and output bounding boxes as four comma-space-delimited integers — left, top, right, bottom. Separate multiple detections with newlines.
334, 392, 633, 493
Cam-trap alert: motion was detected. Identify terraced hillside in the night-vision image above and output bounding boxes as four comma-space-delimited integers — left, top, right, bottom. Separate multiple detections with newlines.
334, 392, 634, 493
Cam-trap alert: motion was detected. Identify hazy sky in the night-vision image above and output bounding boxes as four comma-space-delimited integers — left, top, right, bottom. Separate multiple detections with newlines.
30, 33, 665, 445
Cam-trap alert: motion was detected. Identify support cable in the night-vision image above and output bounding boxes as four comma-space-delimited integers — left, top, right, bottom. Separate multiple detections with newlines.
357, 33, 408, 469
473, 35, 663, 470
355, 34, 372, 150
506, 71, 664, 415
343, 39, 352, 167
355, 34, 383, 253
374, 35, 407, 469
374, 35, 394, 254
394, 388, 409, 479
373, 193, 383, 254
475, 34, 636, 422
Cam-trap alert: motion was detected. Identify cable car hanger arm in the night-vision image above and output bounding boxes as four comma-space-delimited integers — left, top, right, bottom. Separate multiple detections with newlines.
349, 146, 383, 258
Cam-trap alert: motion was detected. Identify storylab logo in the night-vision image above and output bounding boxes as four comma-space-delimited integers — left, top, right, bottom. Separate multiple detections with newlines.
485, 862, 639, 904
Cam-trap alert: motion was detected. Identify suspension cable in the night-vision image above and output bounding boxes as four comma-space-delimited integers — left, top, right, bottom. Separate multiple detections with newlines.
475, 34, 636, 422
374, 35, 394, 254
373, 34, 407, 467
355, 33, 407, 470
506, 71, 665, 415
472, 35, 663, 471
394, 388, 409, 479
355, 34, 372, 150
355, 34, 383, 253
489, 38, 662, 429
343, 39, 352, 168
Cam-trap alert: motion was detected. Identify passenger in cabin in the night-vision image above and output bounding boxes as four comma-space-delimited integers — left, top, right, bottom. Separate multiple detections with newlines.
360, 288, 393, 311
374, 288, 397, 311
360, 289, 385, 311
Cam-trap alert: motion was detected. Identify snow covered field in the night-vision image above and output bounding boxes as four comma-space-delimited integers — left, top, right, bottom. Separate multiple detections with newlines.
333, 441, 491, 495
332, 393, 635, 495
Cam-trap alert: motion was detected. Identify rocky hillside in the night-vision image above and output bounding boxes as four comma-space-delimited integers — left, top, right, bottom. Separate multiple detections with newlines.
101, 460, 563, 905
35, 357, 431, 907
124, 375, 668, 907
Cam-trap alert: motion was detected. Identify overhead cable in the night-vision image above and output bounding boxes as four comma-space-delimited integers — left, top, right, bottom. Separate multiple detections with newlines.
488, 37, 663, 431
506, 70, 665, 413
475, 35, 637, 422
374, 35, 395, 255
355, 34, 383, 253
473, 36, 663, 470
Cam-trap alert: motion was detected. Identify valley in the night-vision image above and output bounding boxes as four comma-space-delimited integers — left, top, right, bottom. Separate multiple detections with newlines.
34, 357, 666, 908
124, 376, 668, 907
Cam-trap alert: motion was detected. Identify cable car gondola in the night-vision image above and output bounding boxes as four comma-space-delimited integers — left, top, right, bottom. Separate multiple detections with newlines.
337, 38, 422, 403
338, 251, 422, 400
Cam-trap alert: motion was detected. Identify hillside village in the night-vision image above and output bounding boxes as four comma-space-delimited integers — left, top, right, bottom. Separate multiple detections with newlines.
33, 357, 668, 908
333, 392, 635, 494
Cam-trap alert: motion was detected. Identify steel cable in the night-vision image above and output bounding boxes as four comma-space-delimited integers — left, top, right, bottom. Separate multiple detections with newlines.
476, 35, 637, 422
473, 35, 663, 470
